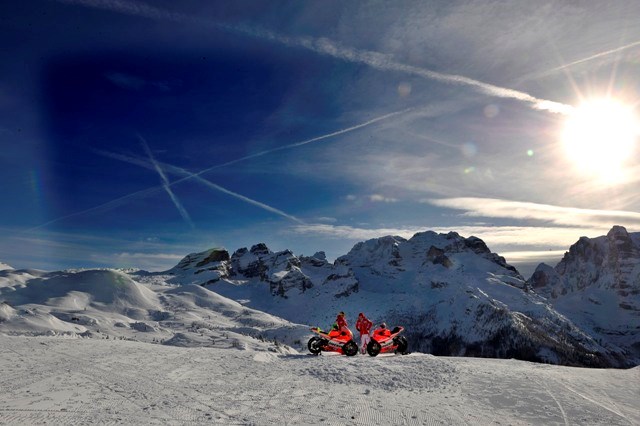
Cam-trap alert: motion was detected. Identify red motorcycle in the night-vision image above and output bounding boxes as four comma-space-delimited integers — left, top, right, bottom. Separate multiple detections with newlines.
366, 325, 409, 356
308, 326, 359, 356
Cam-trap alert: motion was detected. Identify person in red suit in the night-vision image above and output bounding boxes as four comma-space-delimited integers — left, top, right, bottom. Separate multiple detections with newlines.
355, 312, 373, 354
335, 311, 348, 331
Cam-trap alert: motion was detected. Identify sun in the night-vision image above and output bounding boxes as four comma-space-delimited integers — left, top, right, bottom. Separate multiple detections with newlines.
562, 98, 638, 182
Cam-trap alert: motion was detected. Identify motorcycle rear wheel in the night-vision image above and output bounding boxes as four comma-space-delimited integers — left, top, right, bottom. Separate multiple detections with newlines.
394, 336, 408, 354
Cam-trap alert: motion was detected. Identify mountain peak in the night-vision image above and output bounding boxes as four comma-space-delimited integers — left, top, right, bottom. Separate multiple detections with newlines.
607, 225, 629, 240
250, 243, 271, 256
172, 248, 230, 271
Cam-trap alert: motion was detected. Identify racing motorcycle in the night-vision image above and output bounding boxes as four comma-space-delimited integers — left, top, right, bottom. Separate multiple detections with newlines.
366, 324, 409, 357
307, 326, 359, 356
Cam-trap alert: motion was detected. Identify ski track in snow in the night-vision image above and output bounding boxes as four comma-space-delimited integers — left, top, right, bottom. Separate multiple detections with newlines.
0, 336, 639, 425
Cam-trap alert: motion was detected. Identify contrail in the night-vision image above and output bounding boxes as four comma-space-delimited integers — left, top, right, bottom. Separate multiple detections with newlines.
535, 39, 640, 79
241, 27, 573, 115
164, 163, 304, 224
98, 150, 303, 224
138, 135, 194, 228
25, 184, 166, 232
56, 0, 574, 115
192, 107, 414, 176
33, 105, 408, 230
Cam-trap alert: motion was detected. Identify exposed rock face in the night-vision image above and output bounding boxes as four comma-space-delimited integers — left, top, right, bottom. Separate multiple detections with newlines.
529, 225, 640, 299
527, 225, 640, 366
174, 248, 230, 271
230, 247, 269, 280
228, 245, 314, 297
427, 246, 453, 269
168, 249, 231, 285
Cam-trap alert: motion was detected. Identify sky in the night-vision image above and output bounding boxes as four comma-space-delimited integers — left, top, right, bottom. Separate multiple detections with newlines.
1, 0, 640, 276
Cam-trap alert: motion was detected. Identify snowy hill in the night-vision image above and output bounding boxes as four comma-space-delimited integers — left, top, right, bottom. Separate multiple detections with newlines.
1, 336, 638, 425
528, 225, 640, 366
0, 261, 12, 271
0, 268, 306, 352
165, 231, 621, 367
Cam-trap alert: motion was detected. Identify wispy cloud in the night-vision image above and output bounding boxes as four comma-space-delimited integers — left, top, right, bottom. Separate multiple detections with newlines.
499, 250, 567, 262
290, 224, 423, 240
105, 72, 171, 91
0, 227, 193, 270
314, 217, 338, 223
424, 197, 640, 229
289, 222, 604, 249
369, 194, 399, 203
139, 135, 194, 228
89, 252, 184, 271
105, 72, 146, 90
113, 252, 183, 260
59, 0, 574, 115
248, 29, 573, 114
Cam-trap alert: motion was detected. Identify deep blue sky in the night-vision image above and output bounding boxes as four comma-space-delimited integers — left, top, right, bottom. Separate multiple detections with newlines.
2, 0, 640, 275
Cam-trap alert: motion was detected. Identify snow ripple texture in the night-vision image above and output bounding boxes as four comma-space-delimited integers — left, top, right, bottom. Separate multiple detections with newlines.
299, 353, 459, 392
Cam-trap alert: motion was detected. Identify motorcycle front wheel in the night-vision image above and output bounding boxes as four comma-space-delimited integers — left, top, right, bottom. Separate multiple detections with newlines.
367, 340, 381, 357
343, 340, 358, 356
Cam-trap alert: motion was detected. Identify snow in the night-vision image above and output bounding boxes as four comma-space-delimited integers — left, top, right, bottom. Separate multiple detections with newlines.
0, 261, 12, 271
0, 230, 639, 423
0, 335, 637, 425
0, 268, 308, 352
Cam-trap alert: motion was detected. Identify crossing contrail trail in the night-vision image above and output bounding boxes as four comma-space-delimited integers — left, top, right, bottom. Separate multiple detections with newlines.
57, 0, 574, 114
139, 135, 194, 228
97, 150, 304, 224
32, 104, 411, 230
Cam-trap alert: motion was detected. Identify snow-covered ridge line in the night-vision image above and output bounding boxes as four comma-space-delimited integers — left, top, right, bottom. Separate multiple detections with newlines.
1, 226, 638, 367
0, 268, 307, 354
162, 227, 639, 367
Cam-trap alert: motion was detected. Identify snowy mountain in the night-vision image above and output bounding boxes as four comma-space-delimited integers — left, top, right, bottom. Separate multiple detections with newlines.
0, 261, 12, 271
2, 228, 638, 368
528, 225, 640, 366
165, 231, 621, 367
0, 267, 306, 352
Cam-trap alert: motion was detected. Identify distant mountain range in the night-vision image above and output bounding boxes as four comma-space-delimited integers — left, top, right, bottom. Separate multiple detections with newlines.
1, 227, 638, 367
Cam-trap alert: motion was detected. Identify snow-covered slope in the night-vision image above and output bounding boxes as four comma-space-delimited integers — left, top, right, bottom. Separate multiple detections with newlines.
0, 268, 306, 352
2, 227, 637, 368
1, 336, 638, 425
166, 231, 619, 367
528, 225, 640, 366
0, 261, 12, 271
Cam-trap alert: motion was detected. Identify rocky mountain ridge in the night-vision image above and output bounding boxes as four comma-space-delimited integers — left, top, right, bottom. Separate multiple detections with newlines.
2, 227, 638, 367
165, 229, 637, 367
528, 225, 640, 364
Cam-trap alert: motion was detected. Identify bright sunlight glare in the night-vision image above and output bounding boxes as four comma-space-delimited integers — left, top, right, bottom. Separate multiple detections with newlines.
562, 99, 639, 182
